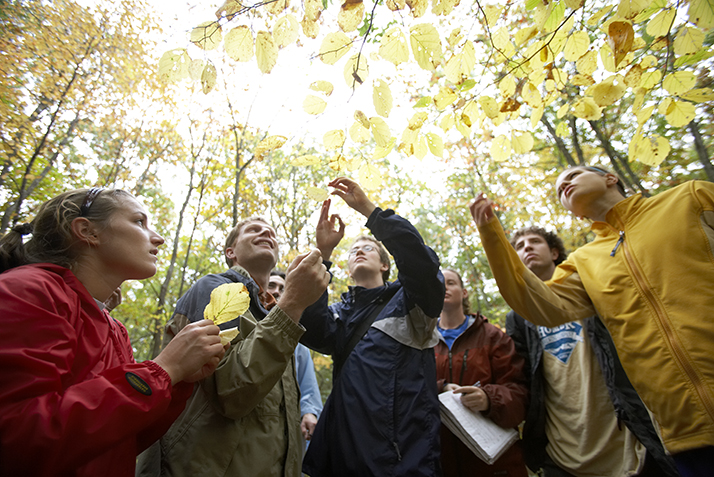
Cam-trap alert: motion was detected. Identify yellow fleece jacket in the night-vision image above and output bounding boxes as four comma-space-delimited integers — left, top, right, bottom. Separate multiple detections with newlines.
478, 180, 714, 454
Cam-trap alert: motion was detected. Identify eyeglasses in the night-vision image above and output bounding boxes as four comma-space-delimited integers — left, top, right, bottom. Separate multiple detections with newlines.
79, 187, 104, 217
348, 244, 376, 256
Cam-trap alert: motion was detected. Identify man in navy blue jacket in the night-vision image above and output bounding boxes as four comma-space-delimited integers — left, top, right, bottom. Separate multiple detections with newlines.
300, 177, 445, 477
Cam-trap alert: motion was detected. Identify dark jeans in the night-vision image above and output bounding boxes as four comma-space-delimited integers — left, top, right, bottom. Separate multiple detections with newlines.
672, 446, 714, 477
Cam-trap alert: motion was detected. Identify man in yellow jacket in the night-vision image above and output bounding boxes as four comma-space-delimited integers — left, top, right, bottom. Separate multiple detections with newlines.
470, 165, 713, 476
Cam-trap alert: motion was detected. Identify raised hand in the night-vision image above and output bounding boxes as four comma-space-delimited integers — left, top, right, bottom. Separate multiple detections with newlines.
154, 319, 225, 384
328, 177, 376, 218
316, 199, 345, 261
468, 193, 496, 227
278, 249, 331, 322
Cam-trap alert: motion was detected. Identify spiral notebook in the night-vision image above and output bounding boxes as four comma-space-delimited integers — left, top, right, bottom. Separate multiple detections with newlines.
438, 390, 519, 465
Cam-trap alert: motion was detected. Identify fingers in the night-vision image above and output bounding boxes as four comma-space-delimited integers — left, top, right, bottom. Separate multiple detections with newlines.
319, 199, 331, 223
286, 251, 311, 275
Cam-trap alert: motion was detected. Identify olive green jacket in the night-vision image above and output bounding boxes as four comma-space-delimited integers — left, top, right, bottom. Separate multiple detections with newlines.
136, 266, 304, 477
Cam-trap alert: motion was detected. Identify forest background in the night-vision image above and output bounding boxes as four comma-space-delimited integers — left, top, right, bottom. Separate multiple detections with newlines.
2, 0, 712, 401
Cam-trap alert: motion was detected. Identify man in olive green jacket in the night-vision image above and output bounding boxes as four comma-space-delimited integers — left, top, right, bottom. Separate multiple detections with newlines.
136, 217, 330, 477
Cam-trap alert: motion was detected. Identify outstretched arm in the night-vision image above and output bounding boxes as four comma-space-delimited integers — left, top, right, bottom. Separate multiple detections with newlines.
329, 177, 376, 218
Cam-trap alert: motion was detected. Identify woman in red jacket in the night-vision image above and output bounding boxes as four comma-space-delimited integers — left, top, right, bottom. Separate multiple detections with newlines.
0, 187, 226, 477
435, 269, 529, 477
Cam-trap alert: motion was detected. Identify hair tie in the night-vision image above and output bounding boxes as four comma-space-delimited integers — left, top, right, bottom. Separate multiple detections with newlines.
12, 223, 34, 236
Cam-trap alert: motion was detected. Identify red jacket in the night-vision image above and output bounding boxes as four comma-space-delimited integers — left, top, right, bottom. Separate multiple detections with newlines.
435, 313, 529, 477
0, 264, 192, 476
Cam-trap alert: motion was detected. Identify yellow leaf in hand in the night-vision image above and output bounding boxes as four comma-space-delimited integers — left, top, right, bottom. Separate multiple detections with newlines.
204, 283, 250, 325
307, 186, 329, 201
219, 327, 240, 347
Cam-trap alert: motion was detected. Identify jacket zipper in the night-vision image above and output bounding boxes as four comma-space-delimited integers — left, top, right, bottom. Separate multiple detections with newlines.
610, 231, 625, 256
619, 231, 714, 423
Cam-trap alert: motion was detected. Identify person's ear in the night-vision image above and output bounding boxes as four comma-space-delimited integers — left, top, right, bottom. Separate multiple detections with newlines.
605, 173, 619, 187
70, 217, 101, 246
225, 247, 236, 266
551, 248, 559, 262
462, 287, 469, 299
380, 262, 389, 273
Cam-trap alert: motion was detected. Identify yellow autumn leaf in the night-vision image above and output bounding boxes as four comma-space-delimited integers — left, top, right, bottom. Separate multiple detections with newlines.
158, 49, 190, 83
640, 55, 658, 68
571, 97, 603, 120
201, 62, 218, 94
303, 95, 327, 115
204, 282, 250, 325
483, 5, 502, 25
309, 80, 334, 96
432, 0, 458, 16
674, 27, 706, 56
358, 163, 382, 189
680, 88, 714, 102
531, 106, 544, 129
324, 130, 346, 150
564, 31, 590, 61
587, 75, 627, 107
645, 8, 676, 37
576, 49, 598, 75
440, 113, 455, 132
370, 117, 392, 147
291, 155, 321, 166
565, 0, 584, 9
640, 70, 662, 90
373, 137, 395, 160
386, 0, 406, 11
658, 97, 673, 115
224, 26, 254, 62
587, 5, 614, 25
255, 135, 287, 160
349, 122, 370, 143
624, 64, 643, 88
344, 54, 369, 87
434, 86, 457, 111
515, 26, 537, 46
425, 132, 443, 157
617, 0, 649, 19
410, 23, 442, 71
557, 104, 569, 119
413, 135, 428, 159
273, 14, 299, 48
511, 130, 534, 154
446, 41, 475, 84
219, 327, 239, 346
499, 75, 516, 98
307, 186, 330, 201
304, 0, 323, 21
256, 31, 278, 74
572, 74, 595, 86
663, 71, 697, 96
401, 126, 418, 145
265, 0, 289, 15
379, 27, 409, 66
328, 154, 348, 171
319, 32, 352, 65
490, 135, 511, 162
521, 81, 543, 108
188, 59, 206, 81
479, 96, 500, 119
191, 21, 222, 50
629, 133, 670, 166
373, 80, 393, 118
408, 111, 428, 130
215, 0, 241, 18
636, 105, 655, 125
688, 0, 714, 28
555, 121, 569, 137
665, 100, 696, 127
338, 0, 364, 32
301, 18, 320, 39
354, 110, 371, 129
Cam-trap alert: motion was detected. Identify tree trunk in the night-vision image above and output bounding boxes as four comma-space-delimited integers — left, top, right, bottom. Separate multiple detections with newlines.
688, 120, 714, 182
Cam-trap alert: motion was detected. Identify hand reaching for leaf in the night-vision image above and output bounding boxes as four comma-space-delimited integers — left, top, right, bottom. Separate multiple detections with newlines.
329, 177, 376, 218
154, 320, 225, 385
278, 249, 330, 322
316, 199, 345, 261
468, 193, 496, 227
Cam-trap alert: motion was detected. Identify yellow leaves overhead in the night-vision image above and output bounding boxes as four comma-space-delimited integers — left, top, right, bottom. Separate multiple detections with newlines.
158, 49, 190, 83
349, 121, 370, 143
303, 95, 327, 114
255, 135, 287, 160
571, 97, 603, 120
344, 54, 369, 87
426, 132, 443, 157
358, 163, 382, 189
379, 27, 410, 66
201, 61, 218, 94
490, 135, 511, 161
564, 31, 590, 62
688, 0, 714, 28
629, 133, 671, 166
673, 27, 705, 56
369, 116, 392, 147
320, 32, 352, 65
224, 26, 253, 62
607, 21, 634, 67
338, 0, 365, 32
324, 129, 346, 149
646, 8, 676, 37
256, 31, 278, 73
444, 41, 475, 84
273, 14, 299, 48
663, 71, 696, 96
410, 23, 442, 70
310, 80, 334, 96
680, 88, 714, 102
373, 79, 393, 117
587, 75, 627, 107
663, 100, 696, 127
434, 86, 457, 110
191, 21, 222, 50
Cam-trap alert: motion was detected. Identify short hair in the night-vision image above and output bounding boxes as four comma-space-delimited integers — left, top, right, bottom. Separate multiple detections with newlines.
350, 235, 391, 283
510, 226, 568, 266
223, 216, 272, 267
0, 188, 132, 272
270, 269, 285, 279
443, 268, 471, 315
565, 165, 628, 197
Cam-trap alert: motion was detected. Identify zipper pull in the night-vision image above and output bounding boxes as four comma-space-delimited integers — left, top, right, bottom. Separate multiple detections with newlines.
610, 231, 625, 257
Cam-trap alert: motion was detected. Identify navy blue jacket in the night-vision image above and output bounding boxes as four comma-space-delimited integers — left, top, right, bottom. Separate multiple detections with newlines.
301, 208, 445, 477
